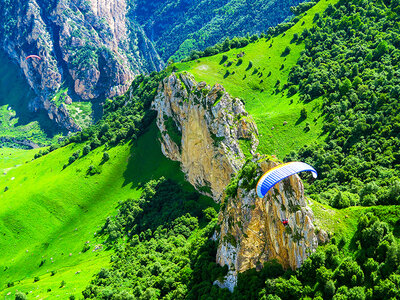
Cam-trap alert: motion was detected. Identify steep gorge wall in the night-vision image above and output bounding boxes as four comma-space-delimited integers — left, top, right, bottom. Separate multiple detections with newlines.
0, 0, 163, 130
153, 73, 318, 291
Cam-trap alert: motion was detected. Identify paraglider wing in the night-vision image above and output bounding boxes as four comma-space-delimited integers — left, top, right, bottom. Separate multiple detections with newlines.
26, 55, 41, 60
256, 162, 317, 198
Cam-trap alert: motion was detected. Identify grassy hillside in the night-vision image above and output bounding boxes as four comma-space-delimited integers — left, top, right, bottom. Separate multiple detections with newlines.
0, 122, 199, 299
174, 0, 338, 158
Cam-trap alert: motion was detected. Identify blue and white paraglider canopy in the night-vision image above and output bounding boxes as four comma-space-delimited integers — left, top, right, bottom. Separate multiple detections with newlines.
256, 162, 317, 198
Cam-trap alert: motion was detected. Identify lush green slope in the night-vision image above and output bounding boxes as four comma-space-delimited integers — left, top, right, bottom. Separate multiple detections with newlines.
133, 0, 308, 61
174, 0, 338, 158
0, 122, 192, 299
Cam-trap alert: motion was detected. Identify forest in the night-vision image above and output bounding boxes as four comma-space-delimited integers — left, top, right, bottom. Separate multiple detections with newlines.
284, 0, 400, 209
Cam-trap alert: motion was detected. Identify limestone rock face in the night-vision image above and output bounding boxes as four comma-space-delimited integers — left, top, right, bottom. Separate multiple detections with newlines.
152, 73, 317, 292
216, 157, 318, 292
54, 0, 163, 100
1, 0, 163, 130
152, 73, 259, 201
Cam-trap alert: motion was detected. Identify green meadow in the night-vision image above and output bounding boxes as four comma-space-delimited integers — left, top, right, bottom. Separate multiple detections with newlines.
175, 0, 338, 158
0, 123, 194, 299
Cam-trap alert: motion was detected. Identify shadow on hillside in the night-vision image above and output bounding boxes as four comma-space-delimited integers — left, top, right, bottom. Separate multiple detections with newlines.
295, 115, 306, 126
121, 122, 183, 190
393, 219, 400, 238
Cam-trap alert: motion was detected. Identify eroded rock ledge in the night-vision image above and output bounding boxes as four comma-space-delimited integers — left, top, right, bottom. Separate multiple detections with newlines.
152, 72, 258, 201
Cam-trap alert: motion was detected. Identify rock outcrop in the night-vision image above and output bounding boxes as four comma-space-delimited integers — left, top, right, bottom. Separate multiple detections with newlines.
153, 73, 318, 292
0, 0, 163, 130
152, 73, 259, 201
215, 157, 318, 291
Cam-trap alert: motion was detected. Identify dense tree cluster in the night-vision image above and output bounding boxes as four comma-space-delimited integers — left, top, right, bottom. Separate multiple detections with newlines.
84, 184, 400, 299
82, 178, 226, 299
40, 70, 168, 166
285, 0, 400, 207
66, 70, 166, 147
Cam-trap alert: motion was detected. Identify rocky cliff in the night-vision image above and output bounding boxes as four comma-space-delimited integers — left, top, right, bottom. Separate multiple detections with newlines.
215, 157, 318, 291
0, 0, 163, 130
152, 73, 259, 201
153, 72, 318, 292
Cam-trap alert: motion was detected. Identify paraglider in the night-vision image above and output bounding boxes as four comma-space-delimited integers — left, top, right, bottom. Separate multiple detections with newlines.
25, 55, 41, 60
256, 162, 317, 198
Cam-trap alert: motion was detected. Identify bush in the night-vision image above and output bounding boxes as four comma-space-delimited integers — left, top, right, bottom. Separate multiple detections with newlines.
87, 165, 101, 176
68, 156, 76, 164
324, 280, 336, 298
82, 243, 90, 252
15, 292, 27, 300
82, 144, 91, 156
102, 152, 110, 162
282, 46, 291, 56
220, 54, 228, 64
287, 86, 298, 96
203, 207, 217, 221
300, 108, 307, 119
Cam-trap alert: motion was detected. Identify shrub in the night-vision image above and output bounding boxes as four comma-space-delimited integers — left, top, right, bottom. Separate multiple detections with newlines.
246, 61, 253, 70
300, 108, 307, 119
87, 165, 101, 176
288, 86, 298, 96
15, 292, 27, 300
220, 54, 228, 64
68, 156, 76, 164
82, 243, 90, 252
282, 46, 291, 56
102, 152, 110, 162
82, 144, 91, 156
203, 207, 217, 221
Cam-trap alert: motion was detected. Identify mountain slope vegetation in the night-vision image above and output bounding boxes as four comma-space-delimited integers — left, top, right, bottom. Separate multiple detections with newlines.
2, 0, 400, 299
283, 0, 400, 209
0, 123, 210, 299
132, 0, 308, 61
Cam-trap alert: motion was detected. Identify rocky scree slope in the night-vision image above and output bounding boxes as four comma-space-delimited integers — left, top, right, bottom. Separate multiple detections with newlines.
152, 73, 318, 291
